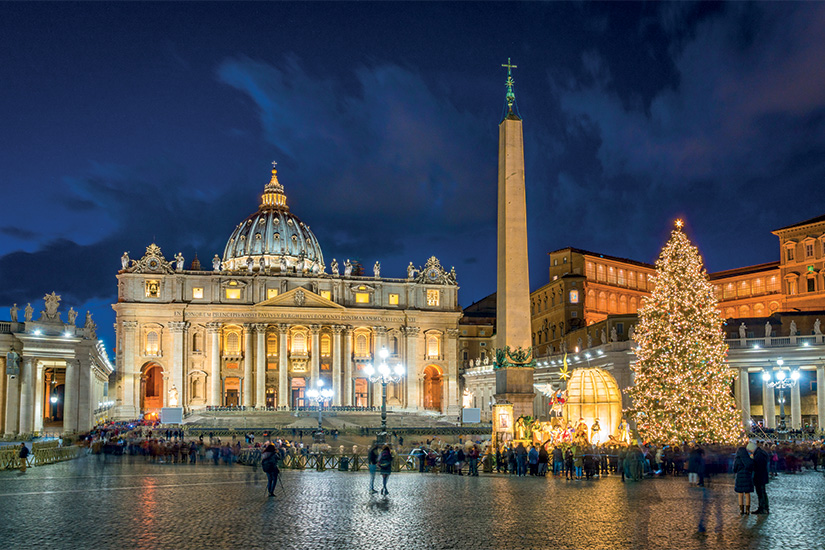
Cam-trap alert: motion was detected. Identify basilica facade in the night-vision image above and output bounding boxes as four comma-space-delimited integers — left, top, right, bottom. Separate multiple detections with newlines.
111, 167, 462, 420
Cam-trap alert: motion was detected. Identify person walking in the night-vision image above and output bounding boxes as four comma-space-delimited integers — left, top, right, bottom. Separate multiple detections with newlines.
528, 445, 539, 476
378, 445, 393, 495
515, 442, 528, 477
368, 444, 380, 494
687, 443, 705, 486
260, 443, 280, 497
18, 443, 30, 474
752, 441, 770, 515
468, 445, 480, 476
733, 445, 755, 515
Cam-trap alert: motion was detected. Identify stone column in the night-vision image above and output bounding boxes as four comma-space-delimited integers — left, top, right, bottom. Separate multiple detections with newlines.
120, 321, 139, 419
207, 323, 222, 406
63, 359, 78, 433
170, 321, 188, 408
343, 327, 353, 406
738, 368, 750, 429
18, 358, 34, 434
445, 328, 460, 417
404, 326, 420, 410
332, 326, 343, 406
4, 371, 20, 436
791, 379, 802, 430
34, 362, 45, 433
255, 324, 267, 408
278, 324, 289, 408
817, 365, 825, 433
762, 378, 776, 429
243, 323, 254, 407
309, 325, 321, 390
77, 357, 93, 432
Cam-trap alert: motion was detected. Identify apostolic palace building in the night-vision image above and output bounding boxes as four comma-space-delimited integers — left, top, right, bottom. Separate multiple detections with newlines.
109, 167, 462, 421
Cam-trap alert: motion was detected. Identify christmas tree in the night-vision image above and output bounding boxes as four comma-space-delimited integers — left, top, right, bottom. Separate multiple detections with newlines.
626, 220, 742, 445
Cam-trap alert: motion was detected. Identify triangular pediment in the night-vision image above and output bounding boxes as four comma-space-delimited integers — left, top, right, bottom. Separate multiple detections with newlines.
256, 287, 345, 309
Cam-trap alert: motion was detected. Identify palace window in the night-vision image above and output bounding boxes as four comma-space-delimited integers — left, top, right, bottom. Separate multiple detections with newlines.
145, 280, 160, 298
225, 288, 241, 300
267, 333, 278, 357
355, 292, 370, 304
320, 290, 331, 300
786, 247, 795, 262
753, 278, 764, 294
389, 293, 399, 305
292, 332, 307, 354
321, 334, 331, 356
225, 332, 241, 354
586, 262, 595, 279
146, 331, 159, 355
267, 288, 279, 300
805, 243, 814, 257
807, 277, 816, 293
427, 290, 440, 306
192, 287, 204, 299
608, 267, 617, 284
617, 269, 626, 286
596, 264, 605, 282
628, 271, 636, 289
569, 290, 579, 304
427, 335, 440, 358
355, 334, 369, 356
767, 276, 779, 292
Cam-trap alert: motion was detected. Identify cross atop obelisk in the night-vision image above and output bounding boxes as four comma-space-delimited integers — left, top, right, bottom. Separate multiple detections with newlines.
502, 58, 518, 110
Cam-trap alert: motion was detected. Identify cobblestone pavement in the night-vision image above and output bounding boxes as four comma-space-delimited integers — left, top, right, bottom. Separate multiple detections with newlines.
2, 456, 824, 550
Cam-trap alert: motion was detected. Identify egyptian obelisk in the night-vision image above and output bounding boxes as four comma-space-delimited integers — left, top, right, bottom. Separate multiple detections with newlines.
494, 59, 535, 420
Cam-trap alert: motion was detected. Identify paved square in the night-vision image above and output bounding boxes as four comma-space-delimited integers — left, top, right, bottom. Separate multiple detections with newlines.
2, 457, 823, 549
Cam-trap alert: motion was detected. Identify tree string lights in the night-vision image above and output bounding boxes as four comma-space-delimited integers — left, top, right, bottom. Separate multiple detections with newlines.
625, 220, 742, 445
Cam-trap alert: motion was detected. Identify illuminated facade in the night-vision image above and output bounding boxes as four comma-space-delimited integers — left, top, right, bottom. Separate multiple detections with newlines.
1, 295, 113, 435
111, 168, 462, 420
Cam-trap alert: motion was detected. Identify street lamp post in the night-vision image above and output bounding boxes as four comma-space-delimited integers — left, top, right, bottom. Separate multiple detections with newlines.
305, 379, 334, 443
364, 347, 405, 445
762, 358, 800, 432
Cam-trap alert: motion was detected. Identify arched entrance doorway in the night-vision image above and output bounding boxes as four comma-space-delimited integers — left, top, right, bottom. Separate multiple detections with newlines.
423, 365, 443, 412
224, 377, 241, 406
291, 378, 306, 408
140, 362, 164, 411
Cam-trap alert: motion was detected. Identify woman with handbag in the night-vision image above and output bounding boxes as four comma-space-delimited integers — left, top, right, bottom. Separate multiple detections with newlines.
260, 443, 280, 497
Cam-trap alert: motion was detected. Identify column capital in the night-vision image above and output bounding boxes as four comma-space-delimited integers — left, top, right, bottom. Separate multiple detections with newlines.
446, 328, 460, 339
206, 322, 222, 333
404, 326, 420, 336
374, 326, 388, 336
122, 321, 139, 330
253, 323, 269, 333
340, 324, 353, 334
331, 325, 344, 335
310, 324, 321, 334
278, 323, 290, 334
169, 321, 190, 333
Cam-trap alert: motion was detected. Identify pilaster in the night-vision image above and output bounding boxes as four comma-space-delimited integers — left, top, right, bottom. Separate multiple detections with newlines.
278, 324, 289, 408
762, 380, 776, 429
207, 322, 222, 406
63, 359, 78, 433
310, 325, 321, 389
332, 325, 343, 406
254, 324, 267, 408
243, 323, 254, 407
169, 321, 188, 408
404, 326, 420, 410
445, 328, 460, 417
119, 320, 139, 419
343, 326, 353, 406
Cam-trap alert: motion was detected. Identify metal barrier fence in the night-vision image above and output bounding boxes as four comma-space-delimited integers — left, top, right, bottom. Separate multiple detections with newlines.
235, 449, 424, 473
0, 445, 81, 470
184, 425, 491, 438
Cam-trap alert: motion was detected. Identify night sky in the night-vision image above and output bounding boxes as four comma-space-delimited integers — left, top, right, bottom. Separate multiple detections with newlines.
2, 3, 825, 351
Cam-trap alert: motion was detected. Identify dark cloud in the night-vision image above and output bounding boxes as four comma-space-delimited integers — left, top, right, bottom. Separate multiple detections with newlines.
0, 227, 39, 240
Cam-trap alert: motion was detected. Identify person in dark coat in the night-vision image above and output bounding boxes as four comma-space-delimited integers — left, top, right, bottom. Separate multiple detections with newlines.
687, 444, 705, 486
733, 446, 755, 515
260, 443, 280, 497
752, 441, 770, 514
378, 445, 393, 495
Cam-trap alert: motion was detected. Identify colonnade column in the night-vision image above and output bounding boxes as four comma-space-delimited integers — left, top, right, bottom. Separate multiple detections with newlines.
33, 362, 44, 433
332, 326, 343, 406
207, 323, 221, 406
343, 327, 353, 406
818, 365, 825, 432
63, 359, 78, 433
762, 379, 776, 429
18, 358, 33, 434
243, 324, 254, 407
278, 324, 289, 408
404, 326, 420, 411
739, 367, 750, 429
255, 324, 267, 408
310, 325, 321, 389
790, 380, 802, 430
121, 321, 139, 418
4, 362, 20, 435
445, 328, 460, 417
77, 357, 93, 432
170, 321, 188, 408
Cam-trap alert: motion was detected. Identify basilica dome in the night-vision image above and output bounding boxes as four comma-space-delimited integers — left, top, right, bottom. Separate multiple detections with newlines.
222, 167, 325, 273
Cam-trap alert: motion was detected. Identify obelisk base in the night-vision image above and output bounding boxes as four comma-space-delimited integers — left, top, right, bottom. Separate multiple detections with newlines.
495, 367, 535, 419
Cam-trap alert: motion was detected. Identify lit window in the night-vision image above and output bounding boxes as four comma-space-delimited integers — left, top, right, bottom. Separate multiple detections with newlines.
192, 287, 204, 299
427, 290, 440, 306
355, 292, 369, 304
266, 333, 278, 356
146, 331, 159, 355
145, 280, 160, 298
569, 290, 579, 304
291, 332, 306, 354
389, 293, 399, 305
321, 334, 331, 356
267, 288, 279, 299
427, 335, 440, 358
225, 288, 241, 300
805, 243, 814, 257
786, 247, 795, 262
225, 332, 240, 354
355, 334, 369, 356
320, 290, 331, 300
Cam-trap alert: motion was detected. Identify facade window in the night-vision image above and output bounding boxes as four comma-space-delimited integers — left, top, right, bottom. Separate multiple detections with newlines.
753, 278, 764, 294
355, 334, 369, 356
389, 293, 399, 305
767, 276, 779, 292
787, 278, 798, 295
617, 269, 625, 286
638, 273, 645, 288
192, 287, 204, 299
267, 333, 278, 357
321, 334, 331, 356
805, 243, 814, 257
225, 288, 241, 300
192, 333, 203, 352
738, 281, 750, 297
146, 331, 159, 355
292, 332, 307, 354
628, 271, 636, 289
608, 294, 617, 313
570, 311, 577, 318
807, 278, 816, 292
619, 295, 627, 313
267, 288, 279, 299
355, 292, 370, 304
598, 292, 607, 311
569, 290, 579, 304
427, 290, 440, 306
786, 247, 795, 262
724, 284, 735, 299
629, 297, 637, 313
145, 280, 160, 298
427, 335, 440, 358
586, 262, 595, 279
597, 264, 605, 282
225, 332, 240, 354
320, 290, 331, 300
608, 267, 617, 284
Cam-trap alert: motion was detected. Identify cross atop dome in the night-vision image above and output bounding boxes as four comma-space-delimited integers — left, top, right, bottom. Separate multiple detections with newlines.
261, 162, 288, 210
